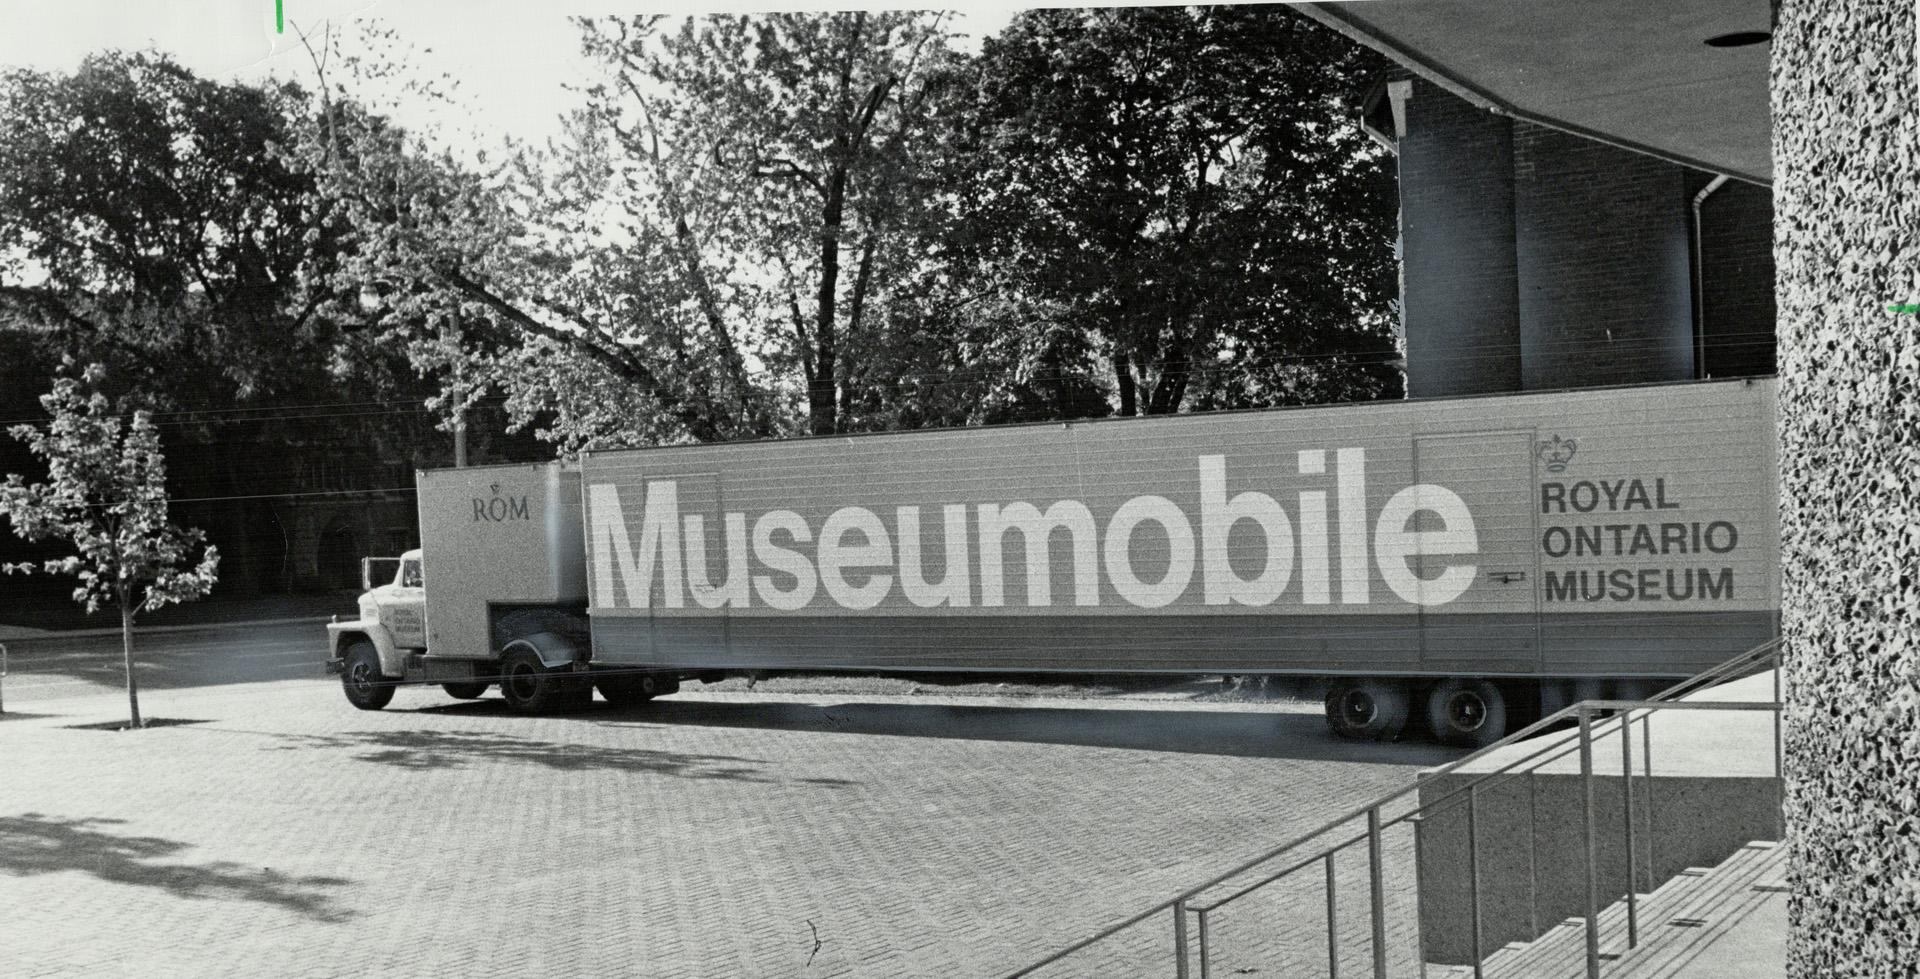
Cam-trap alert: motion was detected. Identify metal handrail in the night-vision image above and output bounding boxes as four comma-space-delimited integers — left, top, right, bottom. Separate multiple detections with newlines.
1187, 701, 1780, 979
1192, 684, 1780, 914
1004, 637, 1782, 979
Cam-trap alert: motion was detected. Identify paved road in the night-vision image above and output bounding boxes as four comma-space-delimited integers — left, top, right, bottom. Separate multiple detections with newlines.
0, 619, 327, 705
2, 627, 1462, 978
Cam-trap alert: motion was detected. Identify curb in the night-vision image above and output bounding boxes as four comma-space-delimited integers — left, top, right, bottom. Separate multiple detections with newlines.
0, 615, 332, 643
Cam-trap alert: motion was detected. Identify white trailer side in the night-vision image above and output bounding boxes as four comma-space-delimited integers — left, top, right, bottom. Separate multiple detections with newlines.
576, 379, 1778, 683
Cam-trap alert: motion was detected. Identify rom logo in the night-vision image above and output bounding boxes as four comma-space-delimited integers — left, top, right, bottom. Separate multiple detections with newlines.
473, 483, 531, 523
1536, 435, 1577, 474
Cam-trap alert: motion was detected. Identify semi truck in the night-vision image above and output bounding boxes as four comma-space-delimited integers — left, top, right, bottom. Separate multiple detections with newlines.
325, 377, 1779, 746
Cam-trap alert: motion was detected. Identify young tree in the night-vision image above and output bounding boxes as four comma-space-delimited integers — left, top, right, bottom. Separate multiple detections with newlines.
1, 364, 219, 729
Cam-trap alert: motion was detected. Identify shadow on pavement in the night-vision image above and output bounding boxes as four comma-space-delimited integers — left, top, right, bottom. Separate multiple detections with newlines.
589, 698, 1465, 765
0, 813, 352, 923
258, 728, 858, 787
65, 718, 211, 731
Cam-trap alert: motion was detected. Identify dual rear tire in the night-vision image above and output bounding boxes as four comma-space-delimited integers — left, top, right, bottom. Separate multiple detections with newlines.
1325, 679, 1412, 740
1424, 679, 1508, 748
1324, 677, 1511, 747
498, 648, 590, 712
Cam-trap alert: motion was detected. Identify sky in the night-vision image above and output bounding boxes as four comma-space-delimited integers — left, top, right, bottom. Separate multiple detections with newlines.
0, 0, 1044, 149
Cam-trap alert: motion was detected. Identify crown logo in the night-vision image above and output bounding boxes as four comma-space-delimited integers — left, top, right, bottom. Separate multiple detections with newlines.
489, 483, 501, 496
1537, 436, 1577, 474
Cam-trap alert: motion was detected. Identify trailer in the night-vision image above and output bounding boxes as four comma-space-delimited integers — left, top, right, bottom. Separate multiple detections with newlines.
326, 377, 1778, 745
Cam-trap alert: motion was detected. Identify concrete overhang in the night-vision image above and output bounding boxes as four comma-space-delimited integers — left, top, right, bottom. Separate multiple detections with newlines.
1299, 0, 1773, 183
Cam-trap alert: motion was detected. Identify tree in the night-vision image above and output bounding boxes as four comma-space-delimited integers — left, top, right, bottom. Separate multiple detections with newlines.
296, 14, 976, 450
1, 363, 219, 728
957, 6, 1403, 416
575, 12, 969, 436
0, 50, 446, 590
0, 51, 339, 399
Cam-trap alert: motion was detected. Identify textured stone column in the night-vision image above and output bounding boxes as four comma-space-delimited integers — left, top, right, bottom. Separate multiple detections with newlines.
1771, 1, 1920, 974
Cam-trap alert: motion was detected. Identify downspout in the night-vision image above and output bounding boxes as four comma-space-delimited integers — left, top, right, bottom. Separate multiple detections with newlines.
1691, 175, 1730, 378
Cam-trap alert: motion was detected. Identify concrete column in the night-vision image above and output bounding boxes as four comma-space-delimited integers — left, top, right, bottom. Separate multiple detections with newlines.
1772, 1, 1920, 974
1394, 79, 1524, 398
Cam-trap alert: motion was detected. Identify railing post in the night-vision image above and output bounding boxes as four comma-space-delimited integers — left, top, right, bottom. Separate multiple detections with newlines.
1527, 772, 1541, 937
1642, 710, 1656, 886
1326, 853, 1340, 979
0, 642, 8, 715
1773, 661, 1786, 837
1367, 807, 1387, 979
1412, 816, 1430, 979
1174, 899, 1191, 979
1621, 711, 1639, 949
1468, 786, 1484, 979
1579, 707, 1601, 979
1197, 909, 1211, 979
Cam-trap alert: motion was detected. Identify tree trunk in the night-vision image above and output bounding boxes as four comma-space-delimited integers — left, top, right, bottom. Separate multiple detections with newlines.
1148, 355, 1190, 415
1114, 351, 1138, 417
121, 602, 141, 730
810, 166, 849, 436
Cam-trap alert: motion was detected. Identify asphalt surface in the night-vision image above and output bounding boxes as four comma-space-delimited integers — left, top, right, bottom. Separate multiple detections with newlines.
1, 619, 327, 706
2, 619, 1466, 978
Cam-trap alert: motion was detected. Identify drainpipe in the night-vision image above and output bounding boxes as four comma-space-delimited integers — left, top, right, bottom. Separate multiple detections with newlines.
1691, 175, 1730, 378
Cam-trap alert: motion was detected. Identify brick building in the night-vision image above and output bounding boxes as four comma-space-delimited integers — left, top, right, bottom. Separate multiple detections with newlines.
1357, 73, 1776, 397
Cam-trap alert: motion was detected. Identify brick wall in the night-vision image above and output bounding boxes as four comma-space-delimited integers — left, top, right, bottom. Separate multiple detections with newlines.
1512, 122, 1696, 389
1394, 81, 1776, 396
1772, 1, 1920, 974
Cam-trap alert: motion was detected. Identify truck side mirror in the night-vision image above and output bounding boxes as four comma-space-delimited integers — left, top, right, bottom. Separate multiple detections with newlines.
361, 557, 373, 594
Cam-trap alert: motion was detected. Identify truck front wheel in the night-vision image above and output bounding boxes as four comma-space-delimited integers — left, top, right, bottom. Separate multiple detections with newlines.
342, 641, 395, 711
1324, 679, 1410, 741
498, 649, 585, 713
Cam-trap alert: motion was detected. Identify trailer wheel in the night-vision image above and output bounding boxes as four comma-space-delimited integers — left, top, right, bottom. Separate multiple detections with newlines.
341, 641, 395, 711
595, 672, 658, 708
1324, 679, 1410, 741
1426, 679, 1509, 748
442, 682, 489, 700
498, 648, 585, 713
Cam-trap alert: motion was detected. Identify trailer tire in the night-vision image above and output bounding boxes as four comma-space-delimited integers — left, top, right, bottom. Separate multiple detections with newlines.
595, 672, 658, 708
341, 641, 395, 711
498, 648, 585, 713
1324, 679, 1410, 741
1426, 679, 1508, 748
442, 682, 489, 700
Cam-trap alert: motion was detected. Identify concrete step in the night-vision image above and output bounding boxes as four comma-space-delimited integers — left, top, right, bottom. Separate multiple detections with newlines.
1464, 841, 1782, 979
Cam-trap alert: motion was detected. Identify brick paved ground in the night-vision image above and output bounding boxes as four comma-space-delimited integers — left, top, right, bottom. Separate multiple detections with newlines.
1, 676, 1459, 978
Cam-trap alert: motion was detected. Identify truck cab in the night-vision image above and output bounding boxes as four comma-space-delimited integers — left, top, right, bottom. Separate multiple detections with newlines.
325, 550, 449, 708
324, 463, 679, 713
